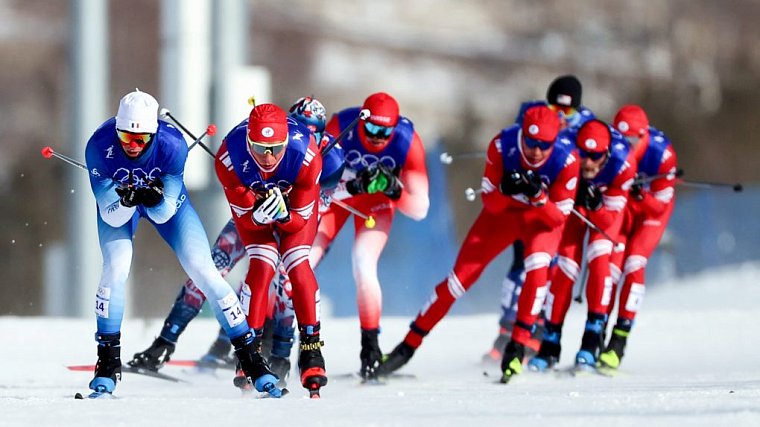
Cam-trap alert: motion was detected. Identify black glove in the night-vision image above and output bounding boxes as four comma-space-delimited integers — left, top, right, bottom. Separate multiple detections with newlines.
500, 170, 525, 195
137, 177, 164, 208
346, 167, 374, 195
115, 185, 140, 208
521, 170, 543, 199
377, 164, 402, 200
576, 180, 603, 211
630, 176, 645, 201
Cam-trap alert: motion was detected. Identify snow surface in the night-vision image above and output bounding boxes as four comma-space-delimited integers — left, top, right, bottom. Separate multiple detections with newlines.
2, 263, 760, 427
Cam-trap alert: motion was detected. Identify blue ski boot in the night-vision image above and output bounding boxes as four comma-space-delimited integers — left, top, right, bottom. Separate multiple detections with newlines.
231, 331, 284, 398
528, 322, 562, 372
575, 313, 607, 369
88, 333, 122, 397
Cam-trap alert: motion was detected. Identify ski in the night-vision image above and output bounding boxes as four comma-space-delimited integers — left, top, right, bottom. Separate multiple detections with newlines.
67, 364, 188, 383
333, 372, 417, 382
74, 389, 116, 400
233, 374, 288, 398
555, 364, 614, 378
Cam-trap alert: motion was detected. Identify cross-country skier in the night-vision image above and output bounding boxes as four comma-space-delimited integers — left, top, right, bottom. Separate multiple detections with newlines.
599, 104, 678, 371
312, 92, 430, 380
214, 102, 327, 395
483, 74, 596, 363
528, 119, 635, 372
128, 97, 344, 386
378, 105, 578, 383
83, 90, 281, 397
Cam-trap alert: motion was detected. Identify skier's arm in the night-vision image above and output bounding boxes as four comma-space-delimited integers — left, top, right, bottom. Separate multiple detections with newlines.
634, 147, 677, 217
277, 139, 323, 234
588, 162, 635, 232
85, 139, 135, 227
215, 140, 256, 222
144, 145, 187, 224
529, 155, 579, 229
396, 133, 429, 221
481, 134, 510, 213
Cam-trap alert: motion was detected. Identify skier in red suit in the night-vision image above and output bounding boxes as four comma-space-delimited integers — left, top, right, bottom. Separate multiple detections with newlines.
599, 104, 678, 370
528, 119, 636, 372
215, 103, 327, 393
377, 105, 579, 383
312, 92, 430, 380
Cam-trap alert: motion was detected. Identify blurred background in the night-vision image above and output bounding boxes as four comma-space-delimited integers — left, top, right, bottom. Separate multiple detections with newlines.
1, 0, 758, 321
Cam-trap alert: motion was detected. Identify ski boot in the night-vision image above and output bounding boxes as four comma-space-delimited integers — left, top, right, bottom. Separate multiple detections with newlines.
298, 325, 327, 398
375, 341, 416, 377
527, 322, 562, 372
482, 327, 511, 364
575, 313, 606, 369
128, 336, 174, 372
231, 331, 284, 398
198, 332, 235, 370
599, 326, 629, 370
89, 333, 122, 397
500, 340, 526, 384
360, 328, 383, 381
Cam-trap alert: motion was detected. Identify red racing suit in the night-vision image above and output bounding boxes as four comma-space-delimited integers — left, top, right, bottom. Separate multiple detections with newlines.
215, 118, 323, 332
402, 124, 579, 349
311, 107, 430, 330
545, 133, 636, 327
608, 126, 677, 322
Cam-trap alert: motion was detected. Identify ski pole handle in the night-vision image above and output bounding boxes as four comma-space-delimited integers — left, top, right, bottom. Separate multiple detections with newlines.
321, 109, 370, 156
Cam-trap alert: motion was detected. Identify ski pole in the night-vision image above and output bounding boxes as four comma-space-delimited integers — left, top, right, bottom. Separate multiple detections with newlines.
678, 178, 743, 192
159, 108, 217, 156
439, 151, 486, 165
40, 146, 87, 171
331, 198, 376, 229
632, 168, 684, 185
321, 109, 371, 156
571, 207, 622, 250
464, 187, 484, 201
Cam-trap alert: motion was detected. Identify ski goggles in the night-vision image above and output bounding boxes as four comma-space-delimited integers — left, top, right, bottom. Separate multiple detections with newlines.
247, 135, 288, 156
578, 148, 607, 161
523, 135, 553, 151
364, 122, 394, 139
548, 104, 577, 117
117, 129, 153, 145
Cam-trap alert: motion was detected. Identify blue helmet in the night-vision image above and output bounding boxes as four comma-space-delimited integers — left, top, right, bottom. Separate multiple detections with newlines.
289, 96, 327, 141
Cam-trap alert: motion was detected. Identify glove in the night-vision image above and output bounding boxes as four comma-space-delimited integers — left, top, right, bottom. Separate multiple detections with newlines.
137, 177, 164, 208
500, 170, 525, 195
630, 176, 645, 201
115, 184, 140, 208
377, 164, 403, 200
576, 180, 603, 211
521, 170, 544, 199
252, 187, 290, 225
347, 165, 397, 196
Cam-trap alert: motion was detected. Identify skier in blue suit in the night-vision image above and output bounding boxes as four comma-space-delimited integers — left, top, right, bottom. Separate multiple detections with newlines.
83, 90, 282, 397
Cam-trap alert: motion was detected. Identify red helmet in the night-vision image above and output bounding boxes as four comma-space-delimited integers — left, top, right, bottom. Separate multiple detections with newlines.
362, 92, 399, 127
576, 119, 611, 154
247, 104, 289, 145
614, 104, 649, 137
522, 105, 561, 142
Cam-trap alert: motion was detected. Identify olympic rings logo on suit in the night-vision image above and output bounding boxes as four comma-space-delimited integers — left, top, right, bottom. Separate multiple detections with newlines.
113, 167, 162, 186
345, 149, 397, 172
249, 179, 293, 196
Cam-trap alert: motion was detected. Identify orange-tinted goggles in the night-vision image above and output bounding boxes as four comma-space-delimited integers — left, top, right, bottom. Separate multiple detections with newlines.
117, 130, 153, 146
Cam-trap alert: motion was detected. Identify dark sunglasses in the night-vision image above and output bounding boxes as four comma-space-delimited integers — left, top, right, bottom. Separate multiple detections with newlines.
117, 130, 153, 146
364, 122, 394, 139
523, 136, 553, 151
578, 149, 607, 161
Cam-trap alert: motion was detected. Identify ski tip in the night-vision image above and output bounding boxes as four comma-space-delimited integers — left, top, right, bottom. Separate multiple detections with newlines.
309, 391, 321, 399
74, 392, 84, 400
